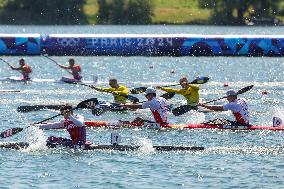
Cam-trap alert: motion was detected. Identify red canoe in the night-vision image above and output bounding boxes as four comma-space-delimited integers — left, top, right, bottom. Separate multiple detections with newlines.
84, 121, 284, 131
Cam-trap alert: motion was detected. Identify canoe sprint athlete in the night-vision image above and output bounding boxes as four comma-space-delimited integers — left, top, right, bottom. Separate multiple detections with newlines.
36, 104, 89, 149
96, 78, 129, 104
121, 87, 169, 126
10, 58, 32, 81
58, 58, 82, 81
157, 77, 200, 106
199, 90, 250, 126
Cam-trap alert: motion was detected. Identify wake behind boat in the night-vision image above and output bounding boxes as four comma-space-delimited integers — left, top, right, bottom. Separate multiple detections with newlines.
0, 142, 204, 151
0, 76, 96, 84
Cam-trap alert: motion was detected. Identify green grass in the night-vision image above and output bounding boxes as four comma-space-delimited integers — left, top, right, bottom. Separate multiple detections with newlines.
152, 0, 199, 8
152, 7, 211, 24
83, 0, 211, 24
84, 0, 99, 24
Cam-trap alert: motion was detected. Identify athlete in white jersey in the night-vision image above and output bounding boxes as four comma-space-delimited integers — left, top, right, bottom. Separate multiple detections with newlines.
199, 90, 250, 125
36, 104, 88, 149
122, 87, 169, 124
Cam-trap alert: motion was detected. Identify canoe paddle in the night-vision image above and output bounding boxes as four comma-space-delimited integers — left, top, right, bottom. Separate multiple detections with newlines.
17, 98, 99, 112
42, 55, 60, 66
0, 98, 99, 138
90, 90, 176, 116
0, 57, 13, 67
0, 90, 21, 93
65, 82, 140, 103
42, 55, 73, 75
130, 76, 210, 94
0, 57, 22, 74
172, 85, 254, 116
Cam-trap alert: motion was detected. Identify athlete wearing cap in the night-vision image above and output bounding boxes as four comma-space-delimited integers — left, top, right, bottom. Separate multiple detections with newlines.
36, 104, 88, 149
199, 90, 250, 125
122, 87, 169, 124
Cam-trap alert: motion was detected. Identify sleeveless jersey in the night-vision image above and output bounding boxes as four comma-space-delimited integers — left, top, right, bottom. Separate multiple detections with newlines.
71, 65, 82, 80
63, 119, 86, 144
142, 97, 169, 124
223, 98, 250, 125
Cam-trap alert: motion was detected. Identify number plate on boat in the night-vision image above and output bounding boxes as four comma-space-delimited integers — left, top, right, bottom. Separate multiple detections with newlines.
144, 123, 161, 129
222, 125, 248, 129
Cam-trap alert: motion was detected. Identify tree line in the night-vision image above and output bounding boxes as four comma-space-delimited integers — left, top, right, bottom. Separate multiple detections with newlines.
198, 0, 283, 25
0, 0, 283, 25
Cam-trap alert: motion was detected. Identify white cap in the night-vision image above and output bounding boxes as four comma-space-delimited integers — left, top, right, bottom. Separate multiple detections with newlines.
144, 87, 156, 96
226, 90, 237, 96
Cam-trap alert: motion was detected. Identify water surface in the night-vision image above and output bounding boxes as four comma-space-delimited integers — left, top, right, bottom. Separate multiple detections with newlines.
0, 25, 284, 189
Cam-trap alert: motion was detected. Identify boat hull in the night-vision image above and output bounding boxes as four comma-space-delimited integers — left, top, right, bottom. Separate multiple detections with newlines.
0, 76, 94, 84
84, 121, 284, 131
0, 142, 204, 151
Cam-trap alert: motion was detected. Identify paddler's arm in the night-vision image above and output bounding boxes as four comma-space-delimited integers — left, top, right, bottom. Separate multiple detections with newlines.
96, 87, 128, 97
10, 66, 16, 70
188, 84, 199, 91
157, 86, 182, 94
95, 87, 114, 93
68, 115, 84, 127
36, 121, 63, 130
114, 86, 129, 96
58, 64, 69, 69
199, 103, 224, 111
10, 66, 20, 70
121, 103, 142, 110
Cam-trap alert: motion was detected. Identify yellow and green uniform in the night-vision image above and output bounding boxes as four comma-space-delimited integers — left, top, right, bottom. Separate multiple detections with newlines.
160, 84, 199, 105
98, 86, 129, 104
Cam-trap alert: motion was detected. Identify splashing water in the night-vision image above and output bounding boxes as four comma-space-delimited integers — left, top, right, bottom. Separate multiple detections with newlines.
272, 108, 284, 119
132, 136, 155, 154
184, 110, 206, 124
206, 145, 284, 155
20, 126, 48, 152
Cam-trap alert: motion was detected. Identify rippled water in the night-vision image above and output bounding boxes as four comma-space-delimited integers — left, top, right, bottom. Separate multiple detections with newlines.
0, 25, 284, 188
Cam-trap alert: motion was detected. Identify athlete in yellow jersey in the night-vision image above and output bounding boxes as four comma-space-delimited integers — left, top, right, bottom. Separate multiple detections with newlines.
157, 77, 199, 106
96, 78, 129, 104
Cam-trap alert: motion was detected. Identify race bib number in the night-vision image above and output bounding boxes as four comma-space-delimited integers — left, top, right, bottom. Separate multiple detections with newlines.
111, 132, 122, 144
222, 125, 248, 129
273, 117, 282, 127
144, 122, 161, 129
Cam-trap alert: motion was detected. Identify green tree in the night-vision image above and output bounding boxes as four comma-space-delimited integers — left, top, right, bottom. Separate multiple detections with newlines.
97, 0, 112, 24
199, 0, 282, 25
97, 0, 153, 24
0, 0, 87, 25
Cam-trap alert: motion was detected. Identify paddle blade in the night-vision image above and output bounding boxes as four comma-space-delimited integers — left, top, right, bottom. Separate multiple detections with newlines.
190, 76, 210, 84
127, 95, 140, 103
130, 87, 147, 94
160, 92, 175, 100
17, 105, 62, 112
172, 105, 197, 116
77, 98, 99, 109
92, 75, 98, 84
0, 128, 24, 138
92, 103, 127, 116
92, 108, 105, 116
237, 85, 254, 95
